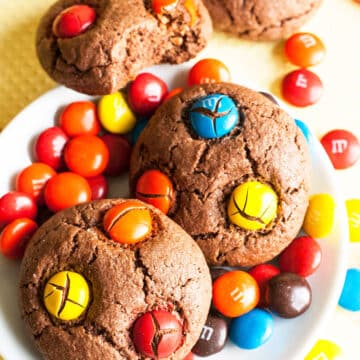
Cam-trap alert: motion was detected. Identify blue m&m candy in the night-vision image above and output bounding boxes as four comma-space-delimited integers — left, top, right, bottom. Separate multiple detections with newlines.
131, 119, 148, 145
338, 268, 360, 311
295, 119, 312, 143
189, 94, 239, 139
229, 308, 274, 349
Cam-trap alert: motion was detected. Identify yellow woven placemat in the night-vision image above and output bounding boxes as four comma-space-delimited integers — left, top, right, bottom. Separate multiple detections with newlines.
0, 0, 55, 130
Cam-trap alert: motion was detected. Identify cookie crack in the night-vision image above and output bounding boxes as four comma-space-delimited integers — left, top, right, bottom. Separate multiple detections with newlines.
134, 248, 152, 306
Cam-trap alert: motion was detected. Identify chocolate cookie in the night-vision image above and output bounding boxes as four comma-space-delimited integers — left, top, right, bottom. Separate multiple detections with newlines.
202, 0, 322, 40
19, 199, 212, 360
36, 0, 212, 95
129, 83, 311, 267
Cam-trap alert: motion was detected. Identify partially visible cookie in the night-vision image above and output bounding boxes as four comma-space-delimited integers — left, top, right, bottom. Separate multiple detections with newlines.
129, 83, 311, 267
202, 0, 322, 40
36, 0, 212, 95
19, 199, 211, 360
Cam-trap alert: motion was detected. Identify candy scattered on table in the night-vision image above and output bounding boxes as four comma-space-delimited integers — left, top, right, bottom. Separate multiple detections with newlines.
284, 32, 326, 67
128, 73, 168, 117
136, 169, 174, 214
279, 236, 322, 277
212, 270, 259, 318
98, 92, 136, 134
192, 313, 228, 356
189, 94, 239, 139
44, 172, 91, 212
320, 129, 360, 170
265, 273, 312, 318
346, 199, 360, 242
229, 308, 274, 349
59, 101, 100, 137
227, 181, 278, 231
187, 58, 231, 86
103, 201, 153, 244
303, 193, 336, 238
304, 339, 343, 360
338, 268, 360, 311
132, 310, 182, 358
43, 271, 90, 321
0, 218, 38, 259
282, 68, 324, 107
52, 5, 96, 39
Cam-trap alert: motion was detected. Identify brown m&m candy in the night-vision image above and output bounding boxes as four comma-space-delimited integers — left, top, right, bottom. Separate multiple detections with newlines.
192, 313, 228, 356
265, 273, 312, 318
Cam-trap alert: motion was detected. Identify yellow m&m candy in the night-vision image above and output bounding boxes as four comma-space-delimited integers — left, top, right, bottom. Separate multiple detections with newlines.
304, 339, 342, 360
303, 194, 336, 238
227, 181, 278, 231
43, 271, 90, 321
346, 199, 360, 242
98, 92, 136, 134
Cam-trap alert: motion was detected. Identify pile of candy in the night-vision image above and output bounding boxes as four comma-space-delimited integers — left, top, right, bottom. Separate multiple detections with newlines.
0, 57, 350, 359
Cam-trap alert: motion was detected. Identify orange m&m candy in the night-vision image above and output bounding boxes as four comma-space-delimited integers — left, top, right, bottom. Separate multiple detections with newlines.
103, 201, 152, 244
212, 270, 260, 318
151, 0, 178, 14
136, 170, 174, 214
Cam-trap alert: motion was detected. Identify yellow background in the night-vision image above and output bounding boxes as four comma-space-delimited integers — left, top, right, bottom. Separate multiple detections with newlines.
0, 0, 359, 358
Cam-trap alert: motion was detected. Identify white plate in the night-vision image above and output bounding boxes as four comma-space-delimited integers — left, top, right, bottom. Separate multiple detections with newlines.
0, 63, 348, 360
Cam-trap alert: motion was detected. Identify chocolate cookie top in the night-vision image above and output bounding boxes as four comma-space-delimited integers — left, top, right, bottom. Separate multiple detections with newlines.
129, 83, 311, 267
36, 0, 212, 95
19, 199, 211, 360
202, 0, 322, 40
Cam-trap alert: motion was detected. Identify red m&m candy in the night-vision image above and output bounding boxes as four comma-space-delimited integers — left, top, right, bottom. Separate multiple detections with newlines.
132, 310, 183, 358
282, 69, 323, 107
0, 218, 38, 260
87, 175, 108, 200
52, 5, 96, 38
136, 170, 174, 214
279, 236, 322, 277
285, 32, 326, 67
128, 73, 168, 117
248, 264, 280, 307
0, 191, 37, 228
320, 129, 360, 169
35, 127, 69, 170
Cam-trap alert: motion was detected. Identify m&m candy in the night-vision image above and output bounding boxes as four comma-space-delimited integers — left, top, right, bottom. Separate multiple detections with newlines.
135, 170, 174, 214
279, 236, 322, 277
212, 270, 259, 318
227, 181, 278, 231
103, 201, 152, 244
132, 310, 183, 358
320, 129, 360, 169
305, 339, 343, 360
192, 314, 228, 356
266, 273, 312, 318
188, 59, 231, 86
303, 193, 336, 238
282, 69, 323, 107
52, 5, 96, 39
284, 32, 326, 67
229, 308, 274, 349
43, 271, 90, 320
338, 268, 360, 311
295, 119, 312, 143
189, 94, 239, 139
346, 199, 360, 242
98, 92, 136, 134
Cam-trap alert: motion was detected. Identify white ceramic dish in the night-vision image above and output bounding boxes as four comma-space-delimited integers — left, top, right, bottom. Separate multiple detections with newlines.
0, 63, 348, 360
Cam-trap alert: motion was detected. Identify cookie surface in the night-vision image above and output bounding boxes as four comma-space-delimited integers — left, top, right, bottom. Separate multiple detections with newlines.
202, 0, 322, 40
129, 83, 311, 266
19, 199, 211, 360
36, 0, 212, 95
